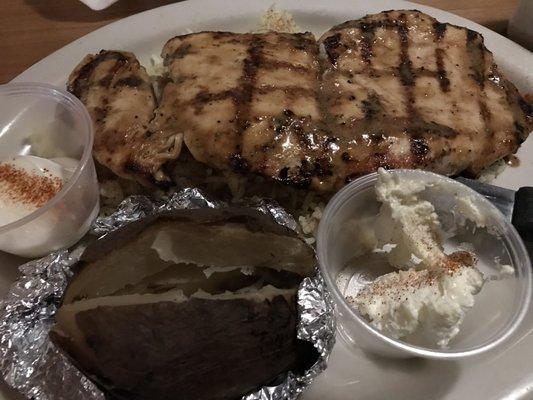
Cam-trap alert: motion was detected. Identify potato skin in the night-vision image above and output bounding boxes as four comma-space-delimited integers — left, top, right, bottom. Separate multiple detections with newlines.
54, 294, 298, 400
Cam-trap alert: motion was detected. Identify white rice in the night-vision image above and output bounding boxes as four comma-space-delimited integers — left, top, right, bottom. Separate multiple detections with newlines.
147, 54, 165, 77
298, 203, 325, 244
258, 6, 301, 33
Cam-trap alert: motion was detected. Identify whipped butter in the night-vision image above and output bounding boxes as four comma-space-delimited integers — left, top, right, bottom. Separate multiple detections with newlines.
340, 169, 491, 348
349, 261, 484, 347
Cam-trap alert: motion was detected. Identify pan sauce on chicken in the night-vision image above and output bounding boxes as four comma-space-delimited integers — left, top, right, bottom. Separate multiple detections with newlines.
68, 10, 532, 190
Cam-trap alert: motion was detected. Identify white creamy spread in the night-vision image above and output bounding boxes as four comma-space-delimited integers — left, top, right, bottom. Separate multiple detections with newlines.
455, 194, 488, 228
349, 264, 484, 347
345, 169, 488, 348
0, 155, 75, 226
373, 169, 446, 269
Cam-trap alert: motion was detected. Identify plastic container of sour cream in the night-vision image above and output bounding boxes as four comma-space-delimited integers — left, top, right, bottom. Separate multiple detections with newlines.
0, 83, 99, 258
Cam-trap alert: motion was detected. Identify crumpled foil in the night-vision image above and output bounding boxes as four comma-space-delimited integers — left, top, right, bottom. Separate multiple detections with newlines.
0, 188, 335, 400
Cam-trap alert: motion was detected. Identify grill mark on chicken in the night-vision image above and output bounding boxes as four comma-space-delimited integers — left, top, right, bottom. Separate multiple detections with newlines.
194, 89, 237, 105
191, 89, 238, 114
69, 51, 128, 98
504, 79, 532, 145
518, 97, 532, 119
239, 37, 264, 127
433, 21, 450, 92
260, 60, 312, 74
478, 101, 492, 135
97, 75, 114, 88
400, 16, 435, 168
433, 22, 447, 40
466, 31, 486, 88
397, 14, 417, 120
168, 43, 192, 60
191, 86, 316, 114
231, 36, 264, 171
362, 94, 382, 120
359, 23, 376, 65
434, 49, 450, 92
322, 33, 342, 64
397, 19, 414, 87
114, 76, 146, 88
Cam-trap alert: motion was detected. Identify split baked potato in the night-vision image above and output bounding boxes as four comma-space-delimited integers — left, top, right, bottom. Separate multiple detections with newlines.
51, 208, 316, 400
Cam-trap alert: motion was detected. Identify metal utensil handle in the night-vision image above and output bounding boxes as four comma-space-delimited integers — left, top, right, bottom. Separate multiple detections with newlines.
512, 187, 533, 242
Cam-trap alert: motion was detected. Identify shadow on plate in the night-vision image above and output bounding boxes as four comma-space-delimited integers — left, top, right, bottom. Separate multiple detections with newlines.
0, 251, 25, 298
363, 351, 461, 399
307, 338, 461, 400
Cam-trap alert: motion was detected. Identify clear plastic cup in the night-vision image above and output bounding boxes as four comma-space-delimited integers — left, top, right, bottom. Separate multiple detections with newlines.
0, 83, 99, 258
317, 170, 532, 359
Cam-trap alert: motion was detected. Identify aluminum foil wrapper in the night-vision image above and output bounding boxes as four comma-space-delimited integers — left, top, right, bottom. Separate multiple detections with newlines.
0, 188, 335, 400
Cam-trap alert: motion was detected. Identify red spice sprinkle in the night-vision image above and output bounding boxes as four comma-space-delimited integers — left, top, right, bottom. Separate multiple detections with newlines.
0, 163, 63, 208
353, 250, 478, 305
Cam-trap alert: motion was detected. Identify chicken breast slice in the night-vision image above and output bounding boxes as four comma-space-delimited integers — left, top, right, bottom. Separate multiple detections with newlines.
68, 50, 183, 186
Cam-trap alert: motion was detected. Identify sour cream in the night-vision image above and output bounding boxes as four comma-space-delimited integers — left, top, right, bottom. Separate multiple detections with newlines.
0, 155, 76, 226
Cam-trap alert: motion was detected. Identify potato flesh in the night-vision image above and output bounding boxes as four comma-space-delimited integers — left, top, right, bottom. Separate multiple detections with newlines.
65, 220, 314, 303
63, 225, 174, 303
114, 265, 302, 297
151, 222, 313, 273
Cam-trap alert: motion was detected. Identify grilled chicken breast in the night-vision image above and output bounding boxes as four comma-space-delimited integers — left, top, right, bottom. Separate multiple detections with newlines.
320, 10, 531, 185
68, 51, 182, 186
156, 31, 332, 188
68, 11, 531, 190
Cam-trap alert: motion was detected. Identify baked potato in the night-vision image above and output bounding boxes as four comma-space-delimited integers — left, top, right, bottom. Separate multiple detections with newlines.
51, 208, 316, 400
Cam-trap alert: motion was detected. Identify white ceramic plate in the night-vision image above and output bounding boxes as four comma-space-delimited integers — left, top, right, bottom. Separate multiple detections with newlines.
2, 0, 533, 399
